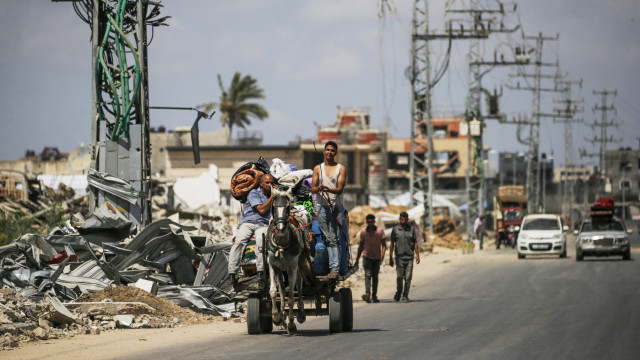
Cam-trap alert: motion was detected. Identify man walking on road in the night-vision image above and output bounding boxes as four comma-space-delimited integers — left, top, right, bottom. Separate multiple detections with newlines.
389, 212, 420, 302
228, 174, 276, 289
474, 214, 485, 250
354, 214, 387, 303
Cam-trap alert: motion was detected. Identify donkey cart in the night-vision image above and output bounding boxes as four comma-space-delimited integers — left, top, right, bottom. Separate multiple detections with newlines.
244, 266, 356, 335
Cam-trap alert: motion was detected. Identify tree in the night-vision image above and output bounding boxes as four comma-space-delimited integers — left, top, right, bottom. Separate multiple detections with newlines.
199, 72, 268, 142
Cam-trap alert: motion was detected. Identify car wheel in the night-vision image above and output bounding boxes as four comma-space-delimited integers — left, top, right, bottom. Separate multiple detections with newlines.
623, 248, 631, 261
560, 246, 567, 259
517, 253, 525, 259
576, 248, 583, 261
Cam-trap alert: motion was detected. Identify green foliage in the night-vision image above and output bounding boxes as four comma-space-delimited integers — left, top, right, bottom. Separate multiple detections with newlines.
0, 212, 33, 246
199, 72, 268, 142
0, 202, 68, 246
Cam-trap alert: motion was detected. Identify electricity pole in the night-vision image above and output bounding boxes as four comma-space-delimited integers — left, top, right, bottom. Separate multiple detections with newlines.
585, 90, 621, 180
409, 0, 499, 233
553, 78, 583, 223
60, 0, 168, 228
506, 32, 560, 213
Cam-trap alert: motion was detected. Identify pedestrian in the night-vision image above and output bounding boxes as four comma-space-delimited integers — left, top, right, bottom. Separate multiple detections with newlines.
389, 212, 420, 302
354, 214, 387, 303
311, 141, 347, 279
228, 174, 276, 289
474, 214, 485, 250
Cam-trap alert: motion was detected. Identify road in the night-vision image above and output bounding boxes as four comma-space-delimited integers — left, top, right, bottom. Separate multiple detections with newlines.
138, 233, 640, 360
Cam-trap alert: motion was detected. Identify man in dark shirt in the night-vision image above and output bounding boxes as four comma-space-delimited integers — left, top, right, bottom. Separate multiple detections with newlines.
389, 212, 420, 302
228, 174, 275, 287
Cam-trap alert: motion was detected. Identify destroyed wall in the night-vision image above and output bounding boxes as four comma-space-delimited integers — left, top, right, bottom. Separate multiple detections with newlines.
164, 145, 303, 190
149, 127, 230, 177
0, 159, 83, 178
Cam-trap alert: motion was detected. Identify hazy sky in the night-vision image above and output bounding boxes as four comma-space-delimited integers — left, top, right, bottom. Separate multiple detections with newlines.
1, 0, 638, 168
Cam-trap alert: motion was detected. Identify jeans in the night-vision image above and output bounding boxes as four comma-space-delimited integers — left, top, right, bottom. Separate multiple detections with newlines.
228, 222, 267, 275
362, 257, 381, 297
317, 205, 345, 273
395, 256, 414, 298
477, 232, 484, 249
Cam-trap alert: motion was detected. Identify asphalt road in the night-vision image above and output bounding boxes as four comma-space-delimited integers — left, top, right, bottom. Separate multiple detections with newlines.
139, 233, 640, 360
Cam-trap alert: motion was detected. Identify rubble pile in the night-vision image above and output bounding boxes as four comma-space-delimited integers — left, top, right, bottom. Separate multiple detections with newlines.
0, 200, 237, 348
0, 284, 227, 350
425, 215, 463, 249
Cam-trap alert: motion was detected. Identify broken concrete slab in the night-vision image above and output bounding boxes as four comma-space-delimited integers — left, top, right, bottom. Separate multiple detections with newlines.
45, 295, 77, 324
63, 302, 156, 316
114, 314, 134, 328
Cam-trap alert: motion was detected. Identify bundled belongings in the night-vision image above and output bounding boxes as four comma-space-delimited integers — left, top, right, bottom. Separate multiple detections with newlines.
230, 157, 270, 202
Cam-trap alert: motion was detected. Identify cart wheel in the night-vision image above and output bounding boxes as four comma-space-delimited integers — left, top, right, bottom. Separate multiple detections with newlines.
247, 297, 262, 334
339, 288, 353, 331
328, 292, 342, 333
260, 299, 273, 333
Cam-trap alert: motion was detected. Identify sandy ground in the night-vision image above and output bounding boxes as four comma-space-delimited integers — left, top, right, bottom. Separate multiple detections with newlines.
4, 246, 478, 360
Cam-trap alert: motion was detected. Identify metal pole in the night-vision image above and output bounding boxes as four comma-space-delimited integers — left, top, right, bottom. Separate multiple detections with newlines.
513, 155, 516, 186
542, 159, 546, 213
622, 179, 625, 221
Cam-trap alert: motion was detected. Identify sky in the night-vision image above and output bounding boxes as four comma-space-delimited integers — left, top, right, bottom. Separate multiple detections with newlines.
1, 0, 639, 169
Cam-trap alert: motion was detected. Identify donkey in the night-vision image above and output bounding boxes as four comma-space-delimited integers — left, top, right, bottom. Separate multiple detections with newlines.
267, 187, 308, 335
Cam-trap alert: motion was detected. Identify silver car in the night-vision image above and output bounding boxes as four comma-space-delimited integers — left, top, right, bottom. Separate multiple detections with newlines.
574, 219, 632, 261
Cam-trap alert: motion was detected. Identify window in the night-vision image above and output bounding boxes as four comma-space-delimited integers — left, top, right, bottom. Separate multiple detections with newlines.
523, 218, 560, 230
397, 155, 409, 165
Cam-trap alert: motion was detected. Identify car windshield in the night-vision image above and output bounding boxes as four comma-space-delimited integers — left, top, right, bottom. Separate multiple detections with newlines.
504, 210, 521, 220
522, 218, 560, 231
581, 220, 624, 232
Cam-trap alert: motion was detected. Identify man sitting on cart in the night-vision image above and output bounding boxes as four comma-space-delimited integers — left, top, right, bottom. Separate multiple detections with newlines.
228, 174, 276, 288
311, 140, 347, 279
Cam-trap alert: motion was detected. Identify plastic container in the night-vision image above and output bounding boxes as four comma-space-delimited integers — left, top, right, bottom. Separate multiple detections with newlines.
311, 221, 329, 275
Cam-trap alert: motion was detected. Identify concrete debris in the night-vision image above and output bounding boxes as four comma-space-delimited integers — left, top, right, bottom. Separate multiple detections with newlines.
1, 178, 240, 350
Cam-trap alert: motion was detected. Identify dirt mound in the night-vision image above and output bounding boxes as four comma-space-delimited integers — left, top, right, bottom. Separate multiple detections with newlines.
80, 285, 216, 324
426, 215, 463, 249
380, 205, 409, 214
347, 205, 409, 242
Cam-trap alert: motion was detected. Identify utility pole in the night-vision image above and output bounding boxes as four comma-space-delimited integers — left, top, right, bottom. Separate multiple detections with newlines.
444, 1, 518, 241
408, 0, 498, 234
506, 32, 560, 213
553, 78, 583, 223
61, 0, 168, 228
409, 0, 435, 234
584, 90, 621, 180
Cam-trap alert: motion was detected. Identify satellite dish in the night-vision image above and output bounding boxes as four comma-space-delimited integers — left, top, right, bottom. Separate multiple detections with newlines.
68, 146, 91, 172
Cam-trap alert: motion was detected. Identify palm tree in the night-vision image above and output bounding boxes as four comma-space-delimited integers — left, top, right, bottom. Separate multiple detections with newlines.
199, 72, 268, 143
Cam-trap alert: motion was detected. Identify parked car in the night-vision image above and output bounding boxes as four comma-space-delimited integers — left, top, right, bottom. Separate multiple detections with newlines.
516, 214, 569, 259
574, 219, 632, 261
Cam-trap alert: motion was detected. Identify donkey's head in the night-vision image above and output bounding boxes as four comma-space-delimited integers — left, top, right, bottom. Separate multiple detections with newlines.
272, 187, 293, 233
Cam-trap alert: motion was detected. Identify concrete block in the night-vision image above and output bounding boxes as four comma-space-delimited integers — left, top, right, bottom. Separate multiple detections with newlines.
114, 314, 134, 328
134, 278, 158, 295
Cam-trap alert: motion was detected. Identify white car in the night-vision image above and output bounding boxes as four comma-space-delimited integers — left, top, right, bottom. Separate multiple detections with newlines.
516, 214, 569, 259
